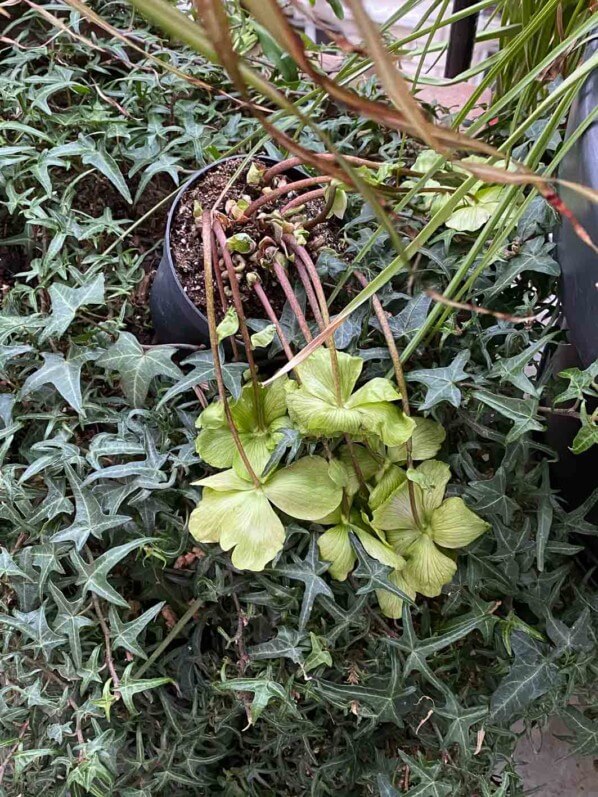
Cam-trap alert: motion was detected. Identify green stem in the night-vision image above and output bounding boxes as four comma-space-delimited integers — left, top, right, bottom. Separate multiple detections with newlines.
136, 597, 203, 678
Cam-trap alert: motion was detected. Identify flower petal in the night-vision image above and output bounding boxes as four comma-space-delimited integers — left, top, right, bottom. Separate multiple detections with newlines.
386, 528, 422, 555
219, 491, 285, 571
389, 417, 446, 463
371, 479, 421, 533
286, 388, 362, 438
404, 535, 456, 597
295, 348, 362, 404
263, 376, 289, 425
376, 569, 417, 619
414, 460, 451, 517
264, 456, 342, 520
318, 524, 355, 581
193, 469, 253, 492
346, 377, 401, 409
430, 497, 489, 548
188, 488, 226, 543
356, 403, 416, 447
195, 426, 236, 469
355, 528, 405, 570
369, 464, 407, 511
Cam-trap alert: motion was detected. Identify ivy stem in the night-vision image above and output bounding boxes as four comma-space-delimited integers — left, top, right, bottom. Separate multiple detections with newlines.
202, 212, 260, 488
281, 187, 326, 216
272, 258, 313, 343
213, 220, 265, 429
354, 270, 421, 530
241, 176, 333, 219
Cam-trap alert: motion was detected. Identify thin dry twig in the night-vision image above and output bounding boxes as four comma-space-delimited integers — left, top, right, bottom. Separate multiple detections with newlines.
426, 289, 545, 324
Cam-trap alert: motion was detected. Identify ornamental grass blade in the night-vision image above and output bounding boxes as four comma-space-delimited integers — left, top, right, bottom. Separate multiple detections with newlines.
346, 0, 442, 154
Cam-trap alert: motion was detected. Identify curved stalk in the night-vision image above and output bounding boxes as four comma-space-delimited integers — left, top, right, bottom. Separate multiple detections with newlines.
271, 259, 313, 344
354, 270, 421, 530
213, 220, 265, 430
202, 212, 260, 488
241, 176, 333, 219
263, 154, 390, 184
304, 186, 336, 230
281, 188, 326, 215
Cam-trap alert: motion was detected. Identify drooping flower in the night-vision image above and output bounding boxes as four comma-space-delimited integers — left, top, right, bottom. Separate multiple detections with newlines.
189, 456, 342, 571
371, 460, 488, 597
195, 378, 291, 476
286, 348, 415, 447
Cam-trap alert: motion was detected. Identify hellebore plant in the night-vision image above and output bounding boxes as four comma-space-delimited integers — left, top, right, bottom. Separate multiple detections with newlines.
372, 460, 489, 599
285, 348, 415, 446
184, 158, 488, 617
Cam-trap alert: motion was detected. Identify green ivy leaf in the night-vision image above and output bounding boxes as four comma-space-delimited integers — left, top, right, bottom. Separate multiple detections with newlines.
41, 275, 105, 340
70, 538, 153, 608
216, 676, 293, 724
474, 390, 544, 442
108, 602, 164, 659
407, 351, 470, 410
275, 537, 334, 630
0, 605, 65, 659
49, 583, 94, 668
97, 332, 182, 407
21, 350, 89, 414
157, 350, 246, 406
117, 663, 172, 714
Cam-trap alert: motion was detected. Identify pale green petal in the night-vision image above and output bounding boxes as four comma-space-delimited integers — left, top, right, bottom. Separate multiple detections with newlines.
233, 434, 273, 478
389, 417, 446, 463
414, 460, 451, 516
195, 426, 236, 469
346, 377, 401, 409
196, 400, 225, 430
371, 479, 421, 533
264, 456, 342, 520
446, 204, 492, 232
404, 535, 456, 597
355, 528, 404, 571
193, 469, 252, 492
357, 403, 416, 448
314, 506, 344, 525
263, 376, 289, 425
369, 464, 407, 511
218, 490, 285, 571
337, 444, 379, 495
295, 348, 362, 404
376, 569, 417, 620
318, 524, 355, 581
188, 489, 225, 543
386, 528, 422, 555
430, 497, 489, 549
286, 388, 362, 438
230, 383, 260, 433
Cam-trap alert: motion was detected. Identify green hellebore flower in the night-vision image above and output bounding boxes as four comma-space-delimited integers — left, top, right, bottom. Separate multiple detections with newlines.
286, 348, 415, 446
195, 378, 291, 476
371, 460, 489, 598
189, 456, 343, 571
317, 509, 404, 582
388, 417, 446, 464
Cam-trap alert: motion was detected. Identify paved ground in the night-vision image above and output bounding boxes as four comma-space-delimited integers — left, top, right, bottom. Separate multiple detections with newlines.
515, 718, 598, 796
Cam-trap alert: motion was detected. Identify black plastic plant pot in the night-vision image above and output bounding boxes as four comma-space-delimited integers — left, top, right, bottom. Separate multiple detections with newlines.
150, 155, 307, 346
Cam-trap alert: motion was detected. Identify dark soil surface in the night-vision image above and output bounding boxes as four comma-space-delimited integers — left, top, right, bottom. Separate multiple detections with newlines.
170, 157, 340, 321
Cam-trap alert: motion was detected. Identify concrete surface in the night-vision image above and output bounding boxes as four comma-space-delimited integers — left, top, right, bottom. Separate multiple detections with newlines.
516, 718, 598, 796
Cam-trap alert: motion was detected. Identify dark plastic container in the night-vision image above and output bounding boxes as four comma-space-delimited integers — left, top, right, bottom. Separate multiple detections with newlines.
557, 37, 598, 367
150, 155, 306, 345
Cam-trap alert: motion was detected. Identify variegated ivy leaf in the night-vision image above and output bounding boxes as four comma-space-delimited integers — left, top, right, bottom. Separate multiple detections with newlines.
195, 378, 292, 476
97, 332, 182, 407
41, 274, 105, 340
189, 456, 342, 571
286, 348, 415, 446
372, 460, 489, 598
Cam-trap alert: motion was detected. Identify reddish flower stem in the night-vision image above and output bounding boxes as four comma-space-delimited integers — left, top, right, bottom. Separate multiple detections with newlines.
272, 259, 313, 344
292, 254, 325, 330
252, 280, 296, 363
241, 176, 333, 219
202, 212, 260, 488
281, 188, 326, 215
